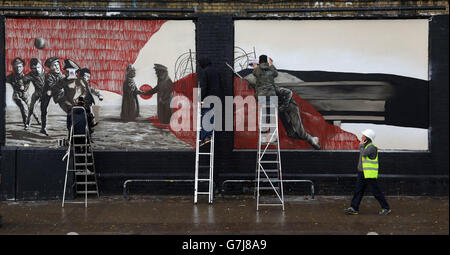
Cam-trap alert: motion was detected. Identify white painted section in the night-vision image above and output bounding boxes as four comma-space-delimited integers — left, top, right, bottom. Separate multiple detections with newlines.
133, 20, 196, 106
235, 19, 429, 80
5, 20, 196, 108
340, 123, 428, 150
235, 19, 430, 150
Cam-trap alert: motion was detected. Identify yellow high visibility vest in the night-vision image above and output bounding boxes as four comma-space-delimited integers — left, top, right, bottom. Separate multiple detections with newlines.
362, 142, 379, 179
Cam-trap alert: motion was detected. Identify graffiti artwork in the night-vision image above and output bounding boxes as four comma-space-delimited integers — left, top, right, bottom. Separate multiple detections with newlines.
4, 18, 197, 150
234, 19, 430, 150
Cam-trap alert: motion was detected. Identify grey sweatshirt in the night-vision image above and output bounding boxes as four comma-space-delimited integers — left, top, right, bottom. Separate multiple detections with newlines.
357, 142, 378, 172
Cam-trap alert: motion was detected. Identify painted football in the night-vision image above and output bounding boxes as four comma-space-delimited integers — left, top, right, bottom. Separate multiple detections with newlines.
34, 37, 46, 49
139, 84, 153, 99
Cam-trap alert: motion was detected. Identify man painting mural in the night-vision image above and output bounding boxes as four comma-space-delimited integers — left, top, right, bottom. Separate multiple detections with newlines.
143, 64, 174, 124
247, 56, 320, 150
22, 58, 45, 129
121, 64, 144, 121
251, 55, 278, 126
6, 58, 29, 129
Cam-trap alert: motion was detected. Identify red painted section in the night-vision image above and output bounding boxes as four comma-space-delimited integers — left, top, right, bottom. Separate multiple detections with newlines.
233, 77, 360, 150
5, 18, 167, 95
147, 74, 359, 150
148, 73, 197, 148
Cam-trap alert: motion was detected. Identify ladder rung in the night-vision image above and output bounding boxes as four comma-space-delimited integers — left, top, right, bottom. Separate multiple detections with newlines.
259, 187, 280, 190
73, 134, 87, 137
198, 153, 211, 155
74, 153, 92, 156
261, 140, 278, 143
75, 163, 93, 166
260, 124, 277, 128
197, 179, 211, 181
76, 191, 98, 194
75, 172, 95, 176
260, 161, 279, 163
196, 192, 210, 195
260, 151, 277, 154
76, 182, 97, 185
258, 203, 284, 206
260, 169, 279, 173
73, 144, 90, 147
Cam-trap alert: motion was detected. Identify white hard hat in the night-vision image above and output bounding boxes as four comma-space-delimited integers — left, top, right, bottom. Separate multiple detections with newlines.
362, 129, 376, 141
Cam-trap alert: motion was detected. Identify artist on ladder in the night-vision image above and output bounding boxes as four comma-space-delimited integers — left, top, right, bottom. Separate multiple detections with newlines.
198, 57, 223, 146
67, 96, 95, 137
251, 55, 278, 130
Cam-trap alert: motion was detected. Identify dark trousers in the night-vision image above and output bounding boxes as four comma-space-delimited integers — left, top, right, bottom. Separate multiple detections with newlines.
200, 107, 214, 142
258, 96, 273, 127
350, 172, 390, 211
40, 94, 51, 130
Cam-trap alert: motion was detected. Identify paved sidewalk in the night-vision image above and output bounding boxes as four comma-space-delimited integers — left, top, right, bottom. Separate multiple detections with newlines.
0, 195, 448, 235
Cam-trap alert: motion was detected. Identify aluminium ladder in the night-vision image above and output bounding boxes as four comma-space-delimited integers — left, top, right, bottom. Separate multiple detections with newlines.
194, 89, 215, 204
62, 106, 99, 208
255, 100, 285, 210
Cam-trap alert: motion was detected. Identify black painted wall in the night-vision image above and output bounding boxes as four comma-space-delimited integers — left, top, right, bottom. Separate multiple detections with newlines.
429, 15, 449, 176
0, 15, 448, 200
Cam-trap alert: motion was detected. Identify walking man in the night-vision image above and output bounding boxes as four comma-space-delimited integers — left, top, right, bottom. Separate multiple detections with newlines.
344, 129, 391, 215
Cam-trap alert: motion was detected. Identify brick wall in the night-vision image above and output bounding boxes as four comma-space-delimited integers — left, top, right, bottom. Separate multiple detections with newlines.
0, 1, 448, 17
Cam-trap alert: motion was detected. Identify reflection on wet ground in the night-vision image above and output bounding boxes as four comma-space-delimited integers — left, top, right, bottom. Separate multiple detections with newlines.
0, 195, 448, 235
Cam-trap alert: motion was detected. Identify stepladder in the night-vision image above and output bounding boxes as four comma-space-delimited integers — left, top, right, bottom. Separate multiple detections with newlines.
255, 97, 285, 211
194, 94, 215, 204
62, 106, 99, 208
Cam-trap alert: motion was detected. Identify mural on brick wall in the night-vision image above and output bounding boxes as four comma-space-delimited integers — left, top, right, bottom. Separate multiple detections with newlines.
234, 20, 430, 150
4, 18, 197, 150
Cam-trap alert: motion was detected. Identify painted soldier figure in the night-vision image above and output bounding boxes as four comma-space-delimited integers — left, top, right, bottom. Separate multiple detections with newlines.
142, 64, 174, 124
121, 65, 144, 121
75, 68, 103, 125
277, 87, 320, 150
6, 58, 29, 129
40, 57, 65, 135
75, 68, 103, 108
22, 58, 45, 129
61, 59, 81, 107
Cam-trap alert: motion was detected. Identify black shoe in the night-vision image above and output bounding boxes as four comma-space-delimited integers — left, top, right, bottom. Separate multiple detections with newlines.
344, 207, 359, 215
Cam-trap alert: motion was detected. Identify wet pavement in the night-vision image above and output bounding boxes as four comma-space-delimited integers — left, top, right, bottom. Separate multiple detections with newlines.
0, 195, 448, 235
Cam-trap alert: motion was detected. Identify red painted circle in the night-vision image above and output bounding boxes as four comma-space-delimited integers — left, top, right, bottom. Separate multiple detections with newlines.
139, 84, 153, 99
